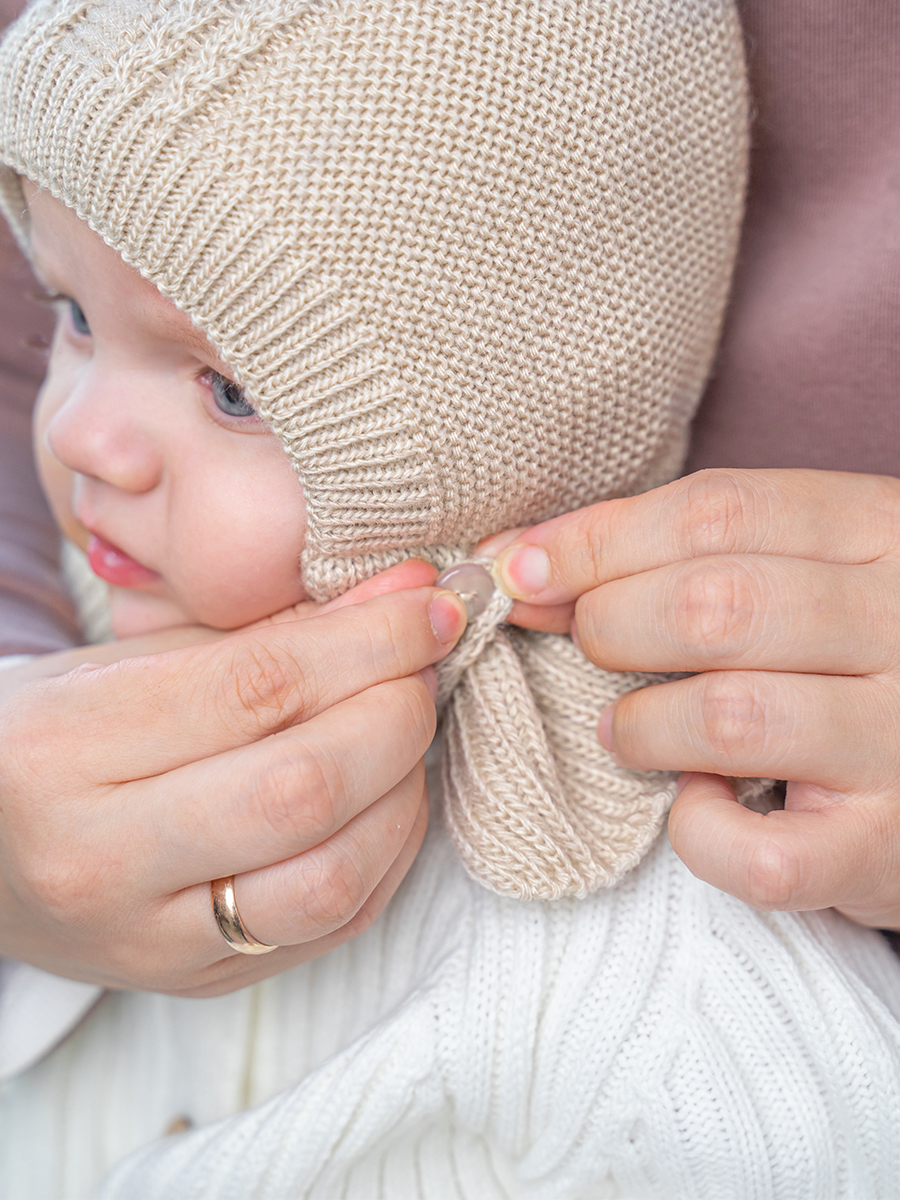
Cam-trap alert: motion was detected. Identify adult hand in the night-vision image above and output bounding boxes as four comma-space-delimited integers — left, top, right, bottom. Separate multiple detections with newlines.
484, 469, 900, 930
0, 560, 467, 995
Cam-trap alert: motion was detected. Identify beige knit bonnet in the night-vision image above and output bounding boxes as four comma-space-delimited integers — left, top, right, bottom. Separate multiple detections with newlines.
0, 0, 748, 899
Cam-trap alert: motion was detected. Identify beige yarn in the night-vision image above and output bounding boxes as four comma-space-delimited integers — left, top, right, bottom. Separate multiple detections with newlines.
0, 0, 748, 898
60, 540, 113, 645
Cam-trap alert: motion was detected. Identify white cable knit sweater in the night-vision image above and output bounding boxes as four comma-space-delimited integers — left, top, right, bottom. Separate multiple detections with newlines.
3, 758, 900, 1200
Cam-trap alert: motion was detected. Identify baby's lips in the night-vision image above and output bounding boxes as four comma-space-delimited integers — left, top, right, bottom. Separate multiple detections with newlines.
86, 533, 161, 588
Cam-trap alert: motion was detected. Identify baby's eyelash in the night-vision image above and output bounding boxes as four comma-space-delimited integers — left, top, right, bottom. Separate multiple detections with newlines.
204, 369, 257, 418
29, 289, 67, 305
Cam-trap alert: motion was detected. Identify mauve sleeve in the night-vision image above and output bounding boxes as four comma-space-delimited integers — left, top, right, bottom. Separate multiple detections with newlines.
0, 167, 79, 655
0, 0, 79, 655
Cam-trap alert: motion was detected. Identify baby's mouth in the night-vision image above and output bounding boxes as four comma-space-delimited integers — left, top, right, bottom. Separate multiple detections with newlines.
86, 534, 162, 588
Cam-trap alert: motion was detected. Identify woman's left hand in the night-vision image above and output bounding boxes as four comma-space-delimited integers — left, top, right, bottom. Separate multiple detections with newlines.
481, 468, 900, 930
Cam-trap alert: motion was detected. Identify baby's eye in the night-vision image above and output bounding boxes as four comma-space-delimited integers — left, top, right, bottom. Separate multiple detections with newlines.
68, 299, 90, 336
210, 373, 255, 418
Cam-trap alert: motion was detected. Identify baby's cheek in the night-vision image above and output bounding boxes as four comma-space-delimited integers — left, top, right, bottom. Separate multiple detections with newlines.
179, 567, 309, 631
169, 432, 308, 629
34, 397, 85, 548
32, 337, 89, 544
181, 482, 308, 628
108, 588, 199, 639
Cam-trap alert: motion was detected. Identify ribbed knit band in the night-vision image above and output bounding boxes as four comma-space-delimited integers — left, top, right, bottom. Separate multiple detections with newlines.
0, 0, 747, 598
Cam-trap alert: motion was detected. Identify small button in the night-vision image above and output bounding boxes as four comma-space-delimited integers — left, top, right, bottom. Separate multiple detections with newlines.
435, 561, 495, 619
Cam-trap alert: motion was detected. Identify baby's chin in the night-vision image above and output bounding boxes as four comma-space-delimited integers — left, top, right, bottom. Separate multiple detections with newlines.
108, 587, 204, 639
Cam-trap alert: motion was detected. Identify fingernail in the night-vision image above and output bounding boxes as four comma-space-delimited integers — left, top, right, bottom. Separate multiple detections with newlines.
597, 702, 616, 751
570, 619, 583, 654
597, 704, 626, 766
419, 666, 438, 701
496, 544, 550, 599
429, 591, 468, 644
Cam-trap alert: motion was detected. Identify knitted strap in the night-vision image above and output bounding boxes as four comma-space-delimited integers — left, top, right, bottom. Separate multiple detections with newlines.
434, 585, 513, 709
435, 601, 676, 900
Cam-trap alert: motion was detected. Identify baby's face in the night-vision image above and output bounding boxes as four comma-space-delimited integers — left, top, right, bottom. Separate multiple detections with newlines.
25, 185, 309, 638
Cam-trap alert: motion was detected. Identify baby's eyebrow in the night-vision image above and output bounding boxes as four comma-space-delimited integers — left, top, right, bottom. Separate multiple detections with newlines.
133, 294, 224, 365
24, 249, 56, 294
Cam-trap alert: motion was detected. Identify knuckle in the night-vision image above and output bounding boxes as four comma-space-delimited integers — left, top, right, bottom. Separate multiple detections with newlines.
357, 604, 411, 678
580, 520, 608, 587
679, 470, 764, 559
693, 672, 772, 769
296, 843, 368, 937
554, 507, 609, 588
221, 638, 309, 735
339, 892, 383, 941
670, 561, 757, 661
573, 589, 603, 648
251, 743, 336, 846
344, 905, 378, 940
741, 835, 804, 911
0, 687, 68, 791
15, 846, 105, 924
323, 604, 415, 691
391, 675, 438, 750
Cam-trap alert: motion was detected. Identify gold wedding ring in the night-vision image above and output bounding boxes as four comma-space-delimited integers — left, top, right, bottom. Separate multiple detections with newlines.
210, 876, 278, 955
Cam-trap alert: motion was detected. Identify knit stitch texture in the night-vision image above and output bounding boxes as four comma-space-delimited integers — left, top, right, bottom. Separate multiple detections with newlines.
0, 0, 748, 896
3, 793, 900, 1199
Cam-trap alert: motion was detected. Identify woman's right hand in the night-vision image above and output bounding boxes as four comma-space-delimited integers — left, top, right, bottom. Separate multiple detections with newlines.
0, 561, 467, 996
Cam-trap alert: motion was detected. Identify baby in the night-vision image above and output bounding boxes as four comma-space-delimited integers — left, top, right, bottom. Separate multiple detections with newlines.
3, 2, 900, 1198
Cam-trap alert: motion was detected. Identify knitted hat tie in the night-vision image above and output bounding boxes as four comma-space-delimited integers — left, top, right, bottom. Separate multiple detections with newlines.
434, 563, 674, 899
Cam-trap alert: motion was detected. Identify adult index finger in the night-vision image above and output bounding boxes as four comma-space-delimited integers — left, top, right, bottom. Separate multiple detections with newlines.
8, 586, 466, 783
491, 469, 900, 604
249, 558, 439, 628
105, 673, 437, 893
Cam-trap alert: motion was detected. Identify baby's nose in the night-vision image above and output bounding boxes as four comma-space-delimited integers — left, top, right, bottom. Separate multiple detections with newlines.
46, 376, 163, 494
